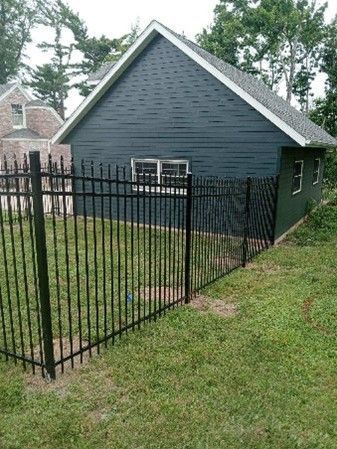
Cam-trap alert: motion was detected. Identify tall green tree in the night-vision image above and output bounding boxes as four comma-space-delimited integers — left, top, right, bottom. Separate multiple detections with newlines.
28, 0, 86, 118
0, 0, 41, 83
309, 17, 337, 186
75, 22, 140, 96
197, 0, 250, 68
198, 0, 327, 107
310, 16, 337, 136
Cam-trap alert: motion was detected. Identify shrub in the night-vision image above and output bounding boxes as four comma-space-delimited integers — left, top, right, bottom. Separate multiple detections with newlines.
290, 204, 337, 246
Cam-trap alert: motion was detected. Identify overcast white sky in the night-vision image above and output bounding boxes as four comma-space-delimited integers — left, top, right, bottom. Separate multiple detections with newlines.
26, 0, 337, 116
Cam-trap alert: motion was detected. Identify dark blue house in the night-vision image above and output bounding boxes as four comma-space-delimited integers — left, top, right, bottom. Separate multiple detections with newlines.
52, 20, 336, 239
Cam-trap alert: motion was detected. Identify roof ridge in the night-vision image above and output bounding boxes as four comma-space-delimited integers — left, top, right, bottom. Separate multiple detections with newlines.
53, 19, 336, 147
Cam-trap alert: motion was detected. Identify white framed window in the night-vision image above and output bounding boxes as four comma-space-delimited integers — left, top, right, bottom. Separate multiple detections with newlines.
292, 160, 304, 195
11, 104, 25, 128
313, 158, 320, 185
131, 158, 189, 193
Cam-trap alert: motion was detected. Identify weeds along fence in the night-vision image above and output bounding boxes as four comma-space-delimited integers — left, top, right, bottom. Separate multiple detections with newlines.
0, 151, 278, 379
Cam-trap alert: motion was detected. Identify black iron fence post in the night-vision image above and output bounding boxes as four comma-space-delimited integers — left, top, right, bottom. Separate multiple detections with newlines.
271, 175, 280, 245
242, 176, 252, 267
184, 173, 193, 304
29, 151, 56, 380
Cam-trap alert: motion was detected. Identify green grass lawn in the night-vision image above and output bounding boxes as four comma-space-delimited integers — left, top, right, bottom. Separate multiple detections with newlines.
1, 204, 337, 448
0, 214, 242, 366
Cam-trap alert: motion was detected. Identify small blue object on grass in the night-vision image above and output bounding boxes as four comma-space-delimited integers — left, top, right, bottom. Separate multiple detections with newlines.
127, 292, 133, 303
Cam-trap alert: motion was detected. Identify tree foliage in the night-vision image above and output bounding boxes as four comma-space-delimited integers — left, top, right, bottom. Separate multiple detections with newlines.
75, 22, 140, 97
28, 0, 86, 118
198, 0, 326, 108
309, 16, 337, 185
0, 0, 41, 84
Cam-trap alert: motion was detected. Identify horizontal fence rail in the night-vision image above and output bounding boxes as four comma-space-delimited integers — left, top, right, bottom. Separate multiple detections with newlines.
0, 151, 278, 378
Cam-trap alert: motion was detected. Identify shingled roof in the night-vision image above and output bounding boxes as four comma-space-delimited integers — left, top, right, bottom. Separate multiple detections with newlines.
53, 20, 337, 147
170, 28, 336, 147
2, 128, 45, 140
0, 82, 16, 98
87, 61, 116, 83
26, 99, 49, 107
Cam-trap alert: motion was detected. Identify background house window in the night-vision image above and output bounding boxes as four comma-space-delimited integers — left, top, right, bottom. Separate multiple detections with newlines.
313, 158, 320, 185
292, 160, 304, 195
132, 159, 189, 191
11, 104, 24, 128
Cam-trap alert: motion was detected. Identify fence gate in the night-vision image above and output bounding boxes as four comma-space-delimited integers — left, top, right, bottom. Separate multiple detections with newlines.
0, 151, 278, 379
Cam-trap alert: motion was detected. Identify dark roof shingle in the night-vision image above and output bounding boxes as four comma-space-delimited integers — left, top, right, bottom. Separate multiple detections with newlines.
2, 128, 44, 140
26, 99, 48, 107
0, 82, 16, 98
166, 26, 336, 147
87, 61, 116, 83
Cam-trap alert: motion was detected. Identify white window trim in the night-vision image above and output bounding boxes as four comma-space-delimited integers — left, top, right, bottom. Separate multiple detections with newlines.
131, 158, 189, 193
292, 160, 304, 195
313, 158, 321, 185
12, 104, 26, 129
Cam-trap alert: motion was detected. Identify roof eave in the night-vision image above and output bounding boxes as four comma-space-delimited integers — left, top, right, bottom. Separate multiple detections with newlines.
305, 140, 337, 149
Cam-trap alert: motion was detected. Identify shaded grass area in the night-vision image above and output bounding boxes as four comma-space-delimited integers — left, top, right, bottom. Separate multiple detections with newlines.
1, 205, 337, 448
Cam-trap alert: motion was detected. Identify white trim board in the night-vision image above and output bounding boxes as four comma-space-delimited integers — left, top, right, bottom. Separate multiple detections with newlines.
53, 20, 313, 147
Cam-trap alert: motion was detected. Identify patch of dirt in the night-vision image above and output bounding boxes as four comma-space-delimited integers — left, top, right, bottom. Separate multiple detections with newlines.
140, 286, 185, 302
26, 336, 92, 392
190, 294, 238, 318
88, 409, 110, 423
213, 256, 242, 270
246, 262, 282, 274
302, 298, 336, 337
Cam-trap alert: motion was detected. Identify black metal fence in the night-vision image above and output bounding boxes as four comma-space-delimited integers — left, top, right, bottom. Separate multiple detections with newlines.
0, 151, 278, 379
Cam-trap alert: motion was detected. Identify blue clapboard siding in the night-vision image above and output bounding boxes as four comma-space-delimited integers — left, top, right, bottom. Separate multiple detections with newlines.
275, 147, 325, 238
65, 34, 297, 177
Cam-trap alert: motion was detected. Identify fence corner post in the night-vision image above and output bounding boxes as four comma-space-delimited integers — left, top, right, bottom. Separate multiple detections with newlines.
242, 176, 252, 268
29, 151, 56, 380
184, 173, 193, 304
271, 174, 280, 246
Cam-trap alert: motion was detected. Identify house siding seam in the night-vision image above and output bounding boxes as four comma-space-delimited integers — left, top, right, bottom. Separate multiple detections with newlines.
65, 35, 297, 178
275, 147, 325, 238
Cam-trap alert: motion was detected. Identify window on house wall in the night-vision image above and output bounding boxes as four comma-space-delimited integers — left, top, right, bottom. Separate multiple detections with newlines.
292, 160, 304, 195
313, 158, 320, 185
131, 159, 189, 192
11, 104, 24, 128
